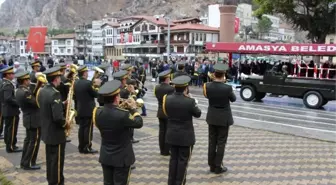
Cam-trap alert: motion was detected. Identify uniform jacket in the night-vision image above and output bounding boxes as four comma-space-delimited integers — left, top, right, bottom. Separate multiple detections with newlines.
164, 92, 201, 146
58, 76, 69, 102
29, 71, 37, 93
37, 84, 66, 145
16, 85, 40, 129
97, 75, 109, 105
138, 66, 146, 82
172, 71, 189, 79
203, 82, 236, 126
74, 77, 98, 117
154, 83, 174, 119
0, 79, 20, 117
94, 104, 143, 167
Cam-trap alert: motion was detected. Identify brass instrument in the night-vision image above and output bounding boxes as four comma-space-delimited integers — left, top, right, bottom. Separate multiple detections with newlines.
119, 98, 144, 110
65, 64, 79, 137
207, 72, 226, 82
92, 66, 104, 86
32, 72, 47, 96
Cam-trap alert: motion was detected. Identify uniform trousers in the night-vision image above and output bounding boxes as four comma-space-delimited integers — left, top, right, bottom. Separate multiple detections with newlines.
208, 125, 230, 168
168, 145, 193, 185
0, 113, 3, 136
158, 118, 170, 155
4, 115, 20, 152
78, 117, 94, 152
21, 127, 41, 167
46, 142, 66, 185
101, 164, 131, 185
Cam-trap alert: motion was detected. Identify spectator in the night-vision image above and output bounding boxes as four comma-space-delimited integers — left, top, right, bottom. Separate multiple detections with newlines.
13, 62, 25, 73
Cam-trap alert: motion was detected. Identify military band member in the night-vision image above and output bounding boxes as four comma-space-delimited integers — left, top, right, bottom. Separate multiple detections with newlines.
93, 80, 143, 185
15, 71, 41, 170
74, 65, 99, 154
154, 69, 174, 156
37, 66, 67, 185
163, 75, 201, 185
137, 61, 146, 85
203, 63, 236, 174
97, 64, 110, 106
0, 66, 21, 153
29, 61, 41, 93
172, 61, 188, 79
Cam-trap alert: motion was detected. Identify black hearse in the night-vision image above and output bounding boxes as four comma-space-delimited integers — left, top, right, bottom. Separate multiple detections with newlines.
238, 72, 336, 109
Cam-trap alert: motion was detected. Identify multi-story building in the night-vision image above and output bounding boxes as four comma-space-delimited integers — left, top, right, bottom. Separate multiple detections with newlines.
101, 22, 125, 61
51, 34, 76, 57
9, 37, 21, 56
0, 36, 9, 55
19, 37, 28, 57
75, 23, 92, 56
323, 34, 336, 63
91, 20, 104, 57
279, 23, 295, 42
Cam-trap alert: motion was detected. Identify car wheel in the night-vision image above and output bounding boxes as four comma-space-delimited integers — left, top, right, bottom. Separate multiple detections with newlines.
240, 85, 256, 101
255, 92, 266, 100
303, 91, 323, 109
322, 99, 328, 106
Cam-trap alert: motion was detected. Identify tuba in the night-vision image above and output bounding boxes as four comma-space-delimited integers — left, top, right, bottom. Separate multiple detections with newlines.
32, 72, 47, 96
65, 64, 78, 137
92, 66, 104, 88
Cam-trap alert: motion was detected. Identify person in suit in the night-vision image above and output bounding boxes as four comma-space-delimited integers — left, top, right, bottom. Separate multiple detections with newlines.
29, 61, 41, 93
37, 66, 68, 185
203, 63, 236, 174
154, 69, 174, 156
93, 80, 143, 185
15, 71, 41, 170
74, 65, 100, 154
163, 75, 202, 185
0, 66, 21, 153
172, 61, 188, 79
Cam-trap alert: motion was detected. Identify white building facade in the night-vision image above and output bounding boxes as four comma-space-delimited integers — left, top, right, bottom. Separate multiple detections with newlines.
51, 34, 76, 57
91, 20, 104, 57
19, 38, 28, 57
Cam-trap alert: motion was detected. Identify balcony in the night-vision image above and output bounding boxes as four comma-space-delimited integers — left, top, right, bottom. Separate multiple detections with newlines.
170, 39, 190, 44
139, 40, 165, 45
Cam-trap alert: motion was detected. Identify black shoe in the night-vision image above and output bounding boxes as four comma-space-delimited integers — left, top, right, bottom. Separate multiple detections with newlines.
131, 164, 136, 170
132, 140, 139, 144
215, 166, 228, 174
23, 165, 41, 170
66, 139, 71, 143
141, 114, 147, 116
160, 153, 170, 156
210, 166, 215, 173
7, 148, 23, 153
88, 149, 98, 154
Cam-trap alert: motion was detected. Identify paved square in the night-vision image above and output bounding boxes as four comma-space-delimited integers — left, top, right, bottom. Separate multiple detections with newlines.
0, 111, 336, 185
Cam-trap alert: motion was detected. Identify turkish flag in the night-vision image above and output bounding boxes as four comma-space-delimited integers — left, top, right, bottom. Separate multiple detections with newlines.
26, 26, 48, 53
234, 17, 240, 34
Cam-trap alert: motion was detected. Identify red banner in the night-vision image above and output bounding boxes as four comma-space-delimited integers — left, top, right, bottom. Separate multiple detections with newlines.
26, 26, 48, 53
205, 42, 336, 56
234, 18, 240, 34
128, 33, 133, 43
120, 33, 124, 43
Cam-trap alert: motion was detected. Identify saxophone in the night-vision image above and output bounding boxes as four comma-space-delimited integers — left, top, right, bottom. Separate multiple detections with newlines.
65, 64, 78, 137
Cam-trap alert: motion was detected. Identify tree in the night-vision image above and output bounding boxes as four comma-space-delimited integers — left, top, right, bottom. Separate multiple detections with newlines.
256, 16, 273, 39
253, 0, 336, 43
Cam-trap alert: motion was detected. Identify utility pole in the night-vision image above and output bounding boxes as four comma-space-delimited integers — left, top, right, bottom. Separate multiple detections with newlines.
165, 17, 171, 61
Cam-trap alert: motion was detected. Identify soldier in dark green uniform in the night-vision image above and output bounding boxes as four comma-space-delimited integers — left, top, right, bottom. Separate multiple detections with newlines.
0, 66, 21, 153
97, 64, 110, 106
93, 80, 143, 185
15, 71, 41, 170
172, 61, 188, 79
163, 75, 202, 185
37, 66, 67, 185
112, 70, 131, 100
154, 69, 174, 156
29, 61, 41, 93
203, 63, 236, 174
74, 65, 99, 154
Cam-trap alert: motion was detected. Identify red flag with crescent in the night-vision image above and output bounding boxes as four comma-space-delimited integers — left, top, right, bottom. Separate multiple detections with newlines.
234, 17, 240, 34
26, 26, 48, 53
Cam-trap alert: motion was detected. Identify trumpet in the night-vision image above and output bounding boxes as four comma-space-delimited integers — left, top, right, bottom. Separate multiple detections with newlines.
32, 72, 47, 96
119, 98, 144, 110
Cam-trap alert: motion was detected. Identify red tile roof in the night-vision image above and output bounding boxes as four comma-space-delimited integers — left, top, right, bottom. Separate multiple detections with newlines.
101, 22, 119, 28
0, 36, 9, 40
173, 17, 201, 24
52, 33, 75, 39
169, 24, 219, 32
122, 15, 174, 26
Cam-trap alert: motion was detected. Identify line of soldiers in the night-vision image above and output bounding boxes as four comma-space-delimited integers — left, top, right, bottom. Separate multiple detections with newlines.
153, 62, 236, 184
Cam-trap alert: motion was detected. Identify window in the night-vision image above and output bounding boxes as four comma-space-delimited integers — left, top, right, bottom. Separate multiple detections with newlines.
54, 49, 57, 53
60, 48, 64, 53
149, 25, 156, 30
135, 26, 141, 32
53, 40, 58, 45
142, 24, 148, 32
20, 49, 23, 54
20, 41, 23, 46
195, 33, 198, 41
117, 39, 121, 43
67, 49, 71, 53
117, 29, 121, 34
330, 38, 334, 44
200, 34, 203, 41
67, 40, 71, 45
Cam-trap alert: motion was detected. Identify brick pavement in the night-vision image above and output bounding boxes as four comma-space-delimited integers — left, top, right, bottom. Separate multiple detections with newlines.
0, 111, 336, 185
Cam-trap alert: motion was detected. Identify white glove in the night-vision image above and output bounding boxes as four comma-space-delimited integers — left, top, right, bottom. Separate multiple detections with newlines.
194, 98, 199, 105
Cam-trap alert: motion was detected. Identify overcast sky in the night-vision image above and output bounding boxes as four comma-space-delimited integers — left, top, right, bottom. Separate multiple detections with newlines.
0, 0, 4, 7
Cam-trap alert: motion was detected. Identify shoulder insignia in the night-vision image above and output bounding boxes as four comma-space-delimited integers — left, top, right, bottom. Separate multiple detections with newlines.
54, 99, 61, 104
26, 95, 32, 99
52, 87, 60, 92
116, 107, 129, 112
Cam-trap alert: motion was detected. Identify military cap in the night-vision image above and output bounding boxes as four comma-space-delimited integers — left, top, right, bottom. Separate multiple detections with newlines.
113, 70, 128, 79
120, 64, 133, 71
171, 75, 191, 87
15, 71, 30, 80
126, 79, 137, 85
158, 69, 171, 78
98, 80, 121, 97
97, 63, 110, 70
213, 63, 229, 73
0, 66, 14, 74
56, 63, 67, 70
30, 61, 41, 67
43, 66, 62, 77
77, 65, 88, 72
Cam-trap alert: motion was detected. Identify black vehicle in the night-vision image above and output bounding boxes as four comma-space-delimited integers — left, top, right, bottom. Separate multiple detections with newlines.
238, 72, 336, 109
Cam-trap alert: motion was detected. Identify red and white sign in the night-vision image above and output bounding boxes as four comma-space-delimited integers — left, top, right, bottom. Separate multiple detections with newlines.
206, 42, 336, 56
128, 33, 133, 43
234, 18, 240, 34
120, 33, 124, 43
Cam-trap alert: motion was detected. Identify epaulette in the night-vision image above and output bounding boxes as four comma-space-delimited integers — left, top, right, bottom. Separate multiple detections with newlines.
116, 107, 129, 112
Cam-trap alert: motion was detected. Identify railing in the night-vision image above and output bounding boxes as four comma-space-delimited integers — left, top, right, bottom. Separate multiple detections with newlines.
293, 60, 336, 79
